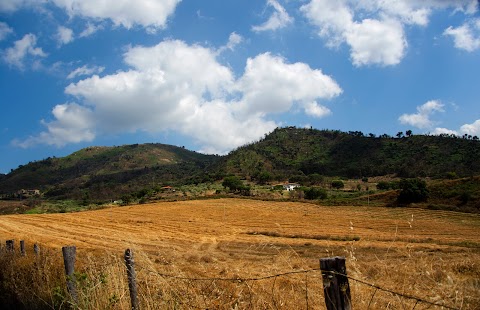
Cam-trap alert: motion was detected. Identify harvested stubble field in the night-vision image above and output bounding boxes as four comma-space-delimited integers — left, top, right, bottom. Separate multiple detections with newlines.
0, 198, 479, 309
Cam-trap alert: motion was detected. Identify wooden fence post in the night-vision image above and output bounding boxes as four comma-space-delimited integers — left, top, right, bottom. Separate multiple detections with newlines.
62, 246, 78, 304
6, 240, 14, 253
320, 256, 352, 310
125, 249, 139, 310
34, 243, 40, 256
20, 240, 26, 256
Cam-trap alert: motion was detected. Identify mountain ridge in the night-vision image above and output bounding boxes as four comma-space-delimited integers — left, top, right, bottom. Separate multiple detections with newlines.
221, 127, 480, 181
1, 127, 479, 201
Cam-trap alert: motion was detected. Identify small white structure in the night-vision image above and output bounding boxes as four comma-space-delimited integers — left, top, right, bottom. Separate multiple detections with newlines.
283, 183, 300, 191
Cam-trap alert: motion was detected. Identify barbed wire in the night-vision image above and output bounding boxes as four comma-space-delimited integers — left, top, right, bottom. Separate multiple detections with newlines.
137, 264, 321, 282
0, 243, 464, 310
137, 264, 460, 310
325, 270, 460, 310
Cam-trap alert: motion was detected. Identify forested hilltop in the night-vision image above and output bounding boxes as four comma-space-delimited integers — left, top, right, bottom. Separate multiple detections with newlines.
0, 127, 479, 201
0, 143, 219, 200
220, 127, 479, 182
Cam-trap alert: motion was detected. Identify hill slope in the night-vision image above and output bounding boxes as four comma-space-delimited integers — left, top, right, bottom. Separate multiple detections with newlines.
1, 127, 479, 201
0, 143, 218, 200
221, 127, 480, 181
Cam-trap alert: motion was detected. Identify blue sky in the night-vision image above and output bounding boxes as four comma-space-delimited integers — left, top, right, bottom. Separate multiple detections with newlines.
0, 0, 479, 174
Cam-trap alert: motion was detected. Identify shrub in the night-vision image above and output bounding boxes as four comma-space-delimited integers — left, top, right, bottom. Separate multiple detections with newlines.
289, 175, 307, 184
308, 173, 324, 185
446, 171, 458, 179
256, 171, 272, 185
222, 176, 250, 195
459, 192, 471, 205
331, 180, 344, 189
304, 187, 328, 200
397, 178, 429, 204
376, 181, 391, 190
222, 176, 244, 192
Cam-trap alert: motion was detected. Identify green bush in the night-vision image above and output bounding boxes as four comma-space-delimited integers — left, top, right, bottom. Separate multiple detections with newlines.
256, 171, 272, 185
331, 180, 344, 189
222, 176, 244, 192
304, 187, 328, 200
397, 178, 429, 204
446, 171, 458, 179
308, 173, 324, 185
289, 175, 307, 184
376, 181, 391, 190
222, 176, 250, 195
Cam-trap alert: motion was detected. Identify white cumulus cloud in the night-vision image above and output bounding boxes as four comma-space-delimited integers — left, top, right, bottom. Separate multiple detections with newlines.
303, 101, 332, 118
398, 100, 445, 129
0, 22, 13, 41
460, 119, 480, 136
56, 26, 74, 46
235, 53, 341, 117
431, 118, 480, 137
444, 18, 480, 52
432, 127, 458, 136
0, 0, 30, 13
2, 33, 47, 69
217, 32, 243, 54
301, 0, 478, 66
79, 22, 103, 38
346, 18, 406, 66
1, 0, 181, 30
18, 39, 342, 154
13, 103, 95, 148
67, 65, 105, 79
252, 0, 293, 32
51, 0, 181, 30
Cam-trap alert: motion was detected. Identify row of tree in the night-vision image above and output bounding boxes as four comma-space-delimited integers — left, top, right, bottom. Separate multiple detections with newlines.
222, 175, 428, 205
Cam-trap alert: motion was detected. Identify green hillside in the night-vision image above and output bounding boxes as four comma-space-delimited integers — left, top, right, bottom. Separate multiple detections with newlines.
222, 127, 480, 181
0, 127, 479, 204
0, 143, 218, 200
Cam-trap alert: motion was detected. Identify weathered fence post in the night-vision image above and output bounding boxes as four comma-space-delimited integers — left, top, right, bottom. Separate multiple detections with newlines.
125, 249, 139, 310
62, 246, 78, 304
320, 256, 351, 310
6, 240, 14, 253
34, 243, 40, 256
20, 240, 26, 256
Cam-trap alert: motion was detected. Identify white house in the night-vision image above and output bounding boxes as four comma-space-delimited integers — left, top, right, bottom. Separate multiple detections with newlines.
283, 183, 300, 191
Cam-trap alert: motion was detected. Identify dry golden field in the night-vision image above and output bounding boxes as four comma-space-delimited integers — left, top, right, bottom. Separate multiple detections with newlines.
1, 198, 479, 309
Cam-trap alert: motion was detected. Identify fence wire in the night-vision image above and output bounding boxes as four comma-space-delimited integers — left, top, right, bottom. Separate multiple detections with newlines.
0, 241, 465, 310
137, 263, 460, 310
138, 264, 321, 282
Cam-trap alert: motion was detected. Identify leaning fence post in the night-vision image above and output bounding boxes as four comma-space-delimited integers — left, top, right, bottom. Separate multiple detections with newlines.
320, 256, 352, 310
6, 240, 14, 253
125, 249, 139, 310
62, 246, 78, 304
20, 240, 26, 256
34, 243, 40, 256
